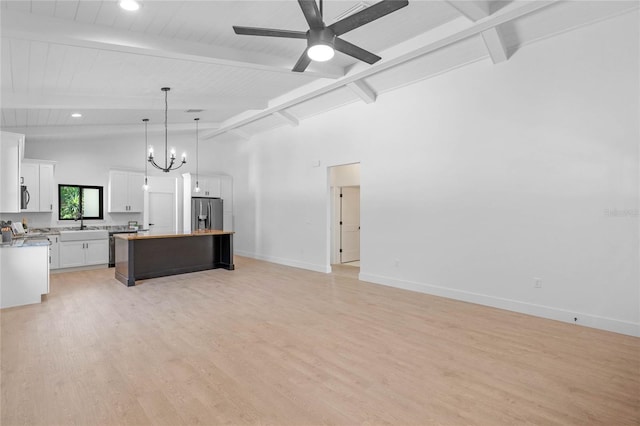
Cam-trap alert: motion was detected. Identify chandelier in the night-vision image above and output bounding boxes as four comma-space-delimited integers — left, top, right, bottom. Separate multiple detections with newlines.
148, 87, 186, 173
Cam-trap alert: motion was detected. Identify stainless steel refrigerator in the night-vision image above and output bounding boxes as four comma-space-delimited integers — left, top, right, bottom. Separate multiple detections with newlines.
192, 197, 223, 231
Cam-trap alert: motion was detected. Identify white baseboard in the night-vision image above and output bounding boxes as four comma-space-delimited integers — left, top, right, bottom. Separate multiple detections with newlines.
51, 264, 109, 274
235, 250, 331, 273
359, 272, 640, 338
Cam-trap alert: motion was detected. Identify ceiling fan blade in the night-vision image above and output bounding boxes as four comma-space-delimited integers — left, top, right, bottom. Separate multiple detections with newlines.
298, 0, 324, 29
233, 26, 308, 39
329, 0, 409, 36
292, 49, 312, 72
334, 37, 381, 64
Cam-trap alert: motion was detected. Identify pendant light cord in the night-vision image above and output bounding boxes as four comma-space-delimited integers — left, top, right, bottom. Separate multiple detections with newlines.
196, 118, 199, 182
144, 119, 148, 177
143, 118, 149, 187
164, 88, 169, 169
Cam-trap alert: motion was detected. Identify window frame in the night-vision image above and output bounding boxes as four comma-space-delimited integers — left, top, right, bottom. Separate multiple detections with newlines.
58, 184, 104, 221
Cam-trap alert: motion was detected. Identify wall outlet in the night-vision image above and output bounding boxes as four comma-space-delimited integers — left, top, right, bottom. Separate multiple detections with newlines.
534, 277, 542, 288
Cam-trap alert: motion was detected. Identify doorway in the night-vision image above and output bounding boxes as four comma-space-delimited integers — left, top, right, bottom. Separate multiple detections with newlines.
143, 176, 178, 234
329, 163, 361, 268
340, 186, 360, 264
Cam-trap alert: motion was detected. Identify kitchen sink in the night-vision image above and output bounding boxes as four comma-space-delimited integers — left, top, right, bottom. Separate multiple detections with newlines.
59, 230, 109, 241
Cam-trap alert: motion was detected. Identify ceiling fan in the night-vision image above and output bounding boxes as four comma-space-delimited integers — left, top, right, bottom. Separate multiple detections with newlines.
233, 0, 409, 72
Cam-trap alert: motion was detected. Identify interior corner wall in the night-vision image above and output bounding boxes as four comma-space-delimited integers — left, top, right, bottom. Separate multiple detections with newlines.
228, 10, 639, 336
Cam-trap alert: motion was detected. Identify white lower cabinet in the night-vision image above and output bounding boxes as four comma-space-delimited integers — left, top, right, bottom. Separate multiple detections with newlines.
85, 240, 108, 265
0, 245, 49, 308
49, 235, 60, 270
59, 239, 108, 268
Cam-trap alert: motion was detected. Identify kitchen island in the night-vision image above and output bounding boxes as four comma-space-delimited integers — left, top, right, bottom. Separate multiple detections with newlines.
114, 230, 234, 286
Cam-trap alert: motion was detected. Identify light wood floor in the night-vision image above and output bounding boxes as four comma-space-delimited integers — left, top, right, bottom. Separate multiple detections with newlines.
1, 257, 638, 425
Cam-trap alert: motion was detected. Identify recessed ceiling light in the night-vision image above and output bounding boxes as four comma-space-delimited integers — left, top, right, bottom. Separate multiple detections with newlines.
71, 113, 82, 118
119, 0, 140, 12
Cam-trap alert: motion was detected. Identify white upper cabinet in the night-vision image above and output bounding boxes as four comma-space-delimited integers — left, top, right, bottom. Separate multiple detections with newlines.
127, 173, 144, 212
192, 176, 221, 198
21, 162, 39, 212
39, 163, 54, 212
108, 170, 144, 213
0, 132, 24, 213
21, 160, 55, 212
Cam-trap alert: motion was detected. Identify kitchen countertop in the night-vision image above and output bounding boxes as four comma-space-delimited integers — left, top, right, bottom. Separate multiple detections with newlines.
0, 237, 50, 248
1, 225, 140, 247
28, 225, 138, 234
115, 230, 233, 240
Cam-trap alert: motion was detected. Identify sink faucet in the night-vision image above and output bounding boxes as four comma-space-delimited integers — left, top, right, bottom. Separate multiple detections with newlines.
74, 209, 85, 230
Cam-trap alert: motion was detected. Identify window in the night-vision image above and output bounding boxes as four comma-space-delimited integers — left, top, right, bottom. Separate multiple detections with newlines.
58, 185, 104, 220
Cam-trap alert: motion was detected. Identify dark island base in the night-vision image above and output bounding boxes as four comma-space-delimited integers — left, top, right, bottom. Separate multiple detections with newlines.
115, 233, 234, 286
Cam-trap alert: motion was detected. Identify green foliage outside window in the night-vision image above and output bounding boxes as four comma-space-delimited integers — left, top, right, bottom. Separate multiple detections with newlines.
59, 186, 81, 219
58, 184, 104, 220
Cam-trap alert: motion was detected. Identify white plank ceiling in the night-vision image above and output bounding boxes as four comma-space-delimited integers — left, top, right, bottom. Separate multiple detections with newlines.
1, 0, 637, 141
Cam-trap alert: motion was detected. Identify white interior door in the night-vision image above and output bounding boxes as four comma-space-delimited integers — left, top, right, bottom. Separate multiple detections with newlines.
146, 177, 178, 234
148, 192, 175, 234
340, 186, 360, 263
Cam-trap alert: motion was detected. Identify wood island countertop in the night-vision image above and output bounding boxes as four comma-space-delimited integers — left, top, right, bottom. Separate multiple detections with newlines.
114, 230, 234, 240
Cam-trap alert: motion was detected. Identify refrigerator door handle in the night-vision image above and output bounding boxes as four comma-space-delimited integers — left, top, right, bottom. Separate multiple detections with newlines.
192, 200, 197, 231
207, 201, 212, 230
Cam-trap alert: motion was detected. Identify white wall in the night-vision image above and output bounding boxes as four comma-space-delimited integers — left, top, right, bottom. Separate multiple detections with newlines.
224, 11, 639, 336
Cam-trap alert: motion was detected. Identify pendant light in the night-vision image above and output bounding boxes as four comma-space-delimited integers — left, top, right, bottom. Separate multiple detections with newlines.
147, 87, 186, 173
193, 118, 201, 193
142, 118, 149, 191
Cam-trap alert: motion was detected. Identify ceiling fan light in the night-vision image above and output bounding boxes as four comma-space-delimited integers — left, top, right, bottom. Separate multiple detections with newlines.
308, 44, 335, 62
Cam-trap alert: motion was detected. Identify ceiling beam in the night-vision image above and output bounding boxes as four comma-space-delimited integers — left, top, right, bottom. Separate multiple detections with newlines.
346, 81, 377, 104
1, 9, 345, 79
273, 111, 300, 127
444, 1, 491, 21
228, 129, 252, 141
481, 27, 509, 64
2, 122, 220, 140
204, 0, 559, 140
1, 92, 269, 111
